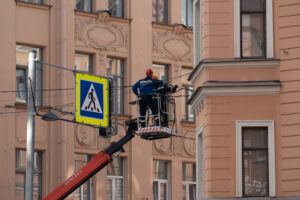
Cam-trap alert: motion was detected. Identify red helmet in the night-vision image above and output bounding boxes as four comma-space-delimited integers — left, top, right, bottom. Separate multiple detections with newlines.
146, 69, 153, 75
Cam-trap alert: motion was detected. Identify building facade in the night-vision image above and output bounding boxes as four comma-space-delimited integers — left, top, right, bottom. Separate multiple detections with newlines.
0, 0, 196, 199
190, 0, 300, 199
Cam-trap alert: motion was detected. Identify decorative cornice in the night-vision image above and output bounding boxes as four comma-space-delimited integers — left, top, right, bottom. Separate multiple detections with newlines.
189, 81, 281, 113
189, 58, 280, 83
153, 24, 193, 62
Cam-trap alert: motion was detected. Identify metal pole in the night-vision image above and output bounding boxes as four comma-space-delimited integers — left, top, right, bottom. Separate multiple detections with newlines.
25, 51, 37, 200
113, 75, 118, 134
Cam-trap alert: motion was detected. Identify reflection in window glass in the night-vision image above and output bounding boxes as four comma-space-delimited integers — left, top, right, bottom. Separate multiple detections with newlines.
241, 0, 266, 57
75, 0, 92, 12
75, 53, 92, 72
181, 0, 193, 27
108, 0, 124, 18
152, 64, 168, 83
18, 0, 43, 4
107, 58, 125, 114
242, 127, 268, 197
152, 0, 168, 24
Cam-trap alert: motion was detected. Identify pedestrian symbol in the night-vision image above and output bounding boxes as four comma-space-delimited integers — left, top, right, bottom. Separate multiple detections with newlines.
75, 73, 109, 127
81, 84, 103, 113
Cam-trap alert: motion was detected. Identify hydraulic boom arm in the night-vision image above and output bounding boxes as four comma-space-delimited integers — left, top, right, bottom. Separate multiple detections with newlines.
43, 119, 137, 200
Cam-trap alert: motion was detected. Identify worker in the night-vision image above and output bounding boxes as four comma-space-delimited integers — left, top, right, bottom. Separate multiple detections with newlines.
132, 69, 163, 127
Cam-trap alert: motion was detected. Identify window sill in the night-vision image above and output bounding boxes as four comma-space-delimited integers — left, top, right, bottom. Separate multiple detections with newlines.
15, 0, 52, 10
180, 120, 196, 125
75, 10, 132, 23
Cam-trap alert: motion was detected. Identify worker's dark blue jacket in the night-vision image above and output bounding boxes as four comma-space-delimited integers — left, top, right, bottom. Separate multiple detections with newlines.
132, 77, 163, 95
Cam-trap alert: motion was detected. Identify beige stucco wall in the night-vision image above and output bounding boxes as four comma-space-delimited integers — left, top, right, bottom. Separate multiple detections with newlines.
192, 0, 300, 198
0, 0, 195, 199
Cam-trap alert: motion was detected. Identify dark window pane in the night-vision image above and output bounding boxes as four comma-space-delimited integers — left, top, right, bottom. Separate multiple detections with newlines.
153, 182, 158, 200
115, 178, 124, 199
241, 0, 266, 12
243, 150, 268, 196
106, 179, 112, 200
107, 157, 123, 176
18, 0, 43, 4
189, 184, 196, 200
242, 14, 265, 57
182, 185, 186, 200
153, 0, 168, 24
183, 163, 196, 182
15, 174, 25, 200
243, 127, 268, 148
160, 183, 167, 199
108, 0, 124, 18
16, 69, 27, 101
153, 160, 168, 179
187, 0, 193, 27
152, 64, 168, 83
75, 0, 92, 12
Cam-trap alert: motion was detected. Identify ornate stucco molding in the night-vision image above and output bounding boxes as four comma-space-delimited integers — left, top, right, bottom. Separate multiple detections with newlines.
75, 12, 129, 52
153, 25, 193, 62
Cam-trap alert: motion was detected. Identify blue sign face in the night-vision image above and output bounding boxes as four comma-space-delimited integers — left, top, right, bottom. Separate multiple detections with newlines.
79, 80, 104, 120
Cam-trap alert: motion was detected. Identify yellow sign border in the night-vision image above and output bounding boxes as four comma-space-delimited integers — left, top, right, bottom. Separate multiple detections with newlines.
75, 73, 109, 127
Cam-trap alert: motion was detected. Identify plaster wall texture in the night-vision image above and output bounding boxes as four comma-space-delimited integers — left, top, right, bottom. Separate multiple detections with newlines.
0, 0, 195, 199
192, 0, 300, 199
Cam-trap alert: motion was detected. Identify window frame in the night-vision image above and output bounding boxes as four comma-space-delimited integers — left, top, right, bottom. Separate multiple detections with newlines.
152, 0, 169, 24
181, 0, 193, 27
106, 157, 124, 200
16, 0, 44, 4
107, 57, 125, 115
153, 160, 170, 200
75, 0, 93, 13
108, 0, 124, 18
240, 0, 266, 58
16, 45, 43, 105
182, 162, 196, 200
242, 127, 269, 197
74, 153, 93, 200
15, 149, 43, 200
236, 120, 275, 197
234, 0, 274, 58
75, 53, 93, 73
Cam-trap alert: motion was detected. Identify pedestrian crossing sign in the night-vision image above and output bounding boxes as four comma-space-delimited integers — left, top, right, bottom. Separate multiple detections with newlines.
75, 73, 109, 127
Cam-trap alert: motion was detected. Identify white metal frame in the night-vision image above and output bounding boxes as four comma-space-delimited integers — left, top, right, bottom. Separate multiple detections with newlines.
236, 120, 276, 197
153, 178, 169, 200
234, 0, 274, 58
107, 175, 124, 200
183, 181, 197, 200
196, 125, 204, 200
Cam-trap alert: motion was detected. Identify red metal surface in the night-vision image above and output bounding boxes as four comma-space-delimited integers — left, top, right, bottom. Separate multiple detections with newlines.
43, 151, 111, 200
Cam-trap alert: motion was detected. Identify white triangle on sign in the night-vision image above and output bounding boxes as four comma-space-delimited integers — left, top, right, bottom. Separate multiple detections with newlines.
81, 83, 103, 113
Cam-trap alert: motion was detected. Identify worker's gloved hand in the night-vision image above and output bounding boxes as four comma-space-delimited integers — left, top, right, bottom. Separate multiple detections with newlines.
171, 85, 178, 92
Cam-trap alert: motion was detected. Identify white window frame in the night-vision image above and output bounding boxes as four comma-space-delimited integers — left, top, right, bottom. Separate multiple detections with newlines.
234, 0, 274, 58
196, 125, 204, 200
107, 175, 124, 200
182, 181, 196, 200
153, 178, 169, 200
236, 120, 275, 197
153, 160, 171, 200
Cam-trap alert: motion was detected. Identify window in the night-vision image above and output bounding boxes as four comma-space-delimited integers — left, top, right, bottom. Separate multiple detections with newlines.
241, 0, 266, 57
17, 0, 43, 4
107, 58, 125, 114
182, 163, 196, 200
74, 154, 93, 200
152, 0, 168, 24
16, 45, 42, 105
75, 53, 92, 72
182, 67, 194, 122
152, 64, 168, 83
242, 127, 268, 196
75, 0, 93, 12
234, 0, 273, 58
15, 149, 42, 200
236, 121, 275, 197
153, 160, 170, 200
108, 0, 124, 18
181, 0, 193, 27
107, 157, 124, 200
